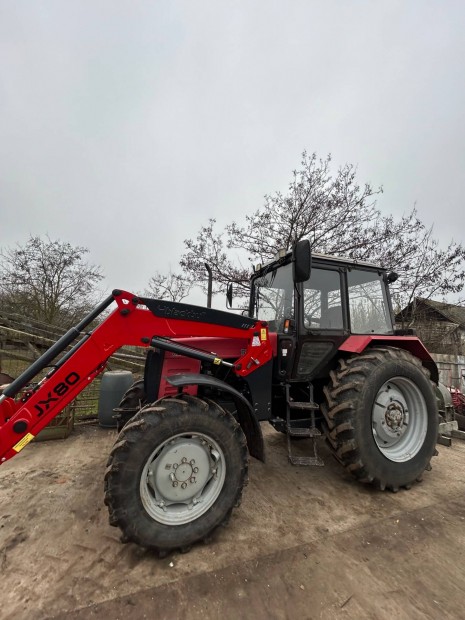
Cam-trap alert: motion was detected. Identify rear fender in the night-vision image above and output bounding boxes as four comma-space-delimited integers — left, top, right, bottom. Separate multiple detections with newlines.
166, 373, 265, 462
339, 335, 439, 384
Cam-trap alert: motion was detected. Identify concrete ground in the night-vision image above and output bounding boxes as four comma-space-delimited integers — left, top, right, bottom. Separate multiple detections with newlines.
1, 423, 465, 620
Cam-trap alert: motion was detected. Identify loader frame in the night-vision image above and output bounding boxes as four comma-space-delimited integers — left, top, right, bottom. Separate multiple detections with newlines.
0, 290, 272, 465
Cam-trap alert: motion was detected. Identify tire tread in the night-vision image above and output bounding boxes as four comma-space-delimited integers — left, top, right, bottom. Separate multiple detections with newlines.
104, 395, 248, 554
322, 346, 438, 491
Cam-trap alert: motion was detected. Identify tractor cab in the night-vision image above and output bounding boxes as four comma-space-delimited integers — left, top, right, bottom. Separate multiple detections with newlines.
249, 240, 395, 382
247, 240, 437, 474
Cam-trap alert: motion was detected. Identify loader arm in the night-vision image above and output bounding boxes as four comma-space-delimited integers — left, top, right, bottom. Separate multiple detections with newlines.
0, 290, 272, 465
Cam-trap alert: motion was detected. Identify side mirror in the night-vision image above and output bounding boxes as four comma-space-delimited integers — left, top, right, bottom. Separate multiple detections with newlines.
292, 239, 311, 283
226, 283, 250, 311
386, 271, 399, 284
226, 283, 233, 308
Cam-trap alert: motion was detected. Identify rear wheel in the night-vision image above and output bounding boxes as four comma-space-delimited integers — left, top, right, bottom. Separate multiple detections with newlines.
322, 347, 438, 491
104, 395, 248, 553
114, 379, 146, 431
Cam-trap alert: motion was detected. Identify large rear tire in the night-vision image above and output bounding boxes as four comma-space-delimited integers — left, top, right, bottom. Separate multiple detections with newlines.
114, 379, 146, 431
322, 347, 438, 491
104, 395, 248, 553
119, 379, 146, 406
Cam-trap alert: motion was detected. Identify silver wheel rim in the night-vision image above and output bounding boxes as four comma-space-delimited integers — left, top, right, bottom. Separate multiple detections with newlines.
140, 432, 226, 526
371, 377, 428, 462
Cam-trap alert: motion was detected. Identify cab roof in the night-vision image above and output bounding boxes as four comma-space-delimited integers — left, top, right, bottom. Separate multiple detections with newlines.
312, 252, 384, 270
253, 249, 385, 277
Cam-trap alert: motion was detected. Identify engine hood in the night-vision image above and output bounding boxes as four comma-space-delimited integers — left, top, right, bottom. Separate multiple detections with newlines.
172, 336, 248, 361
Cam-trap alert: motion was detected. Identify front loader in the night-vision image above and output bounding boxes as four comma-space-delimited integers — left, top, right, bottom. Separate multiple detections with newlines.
0, 241, 439, 554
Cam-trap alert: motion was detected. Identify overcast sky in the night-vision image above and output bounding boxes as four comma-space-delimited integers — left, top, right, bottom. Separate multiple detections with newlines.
1, 1, 464, 306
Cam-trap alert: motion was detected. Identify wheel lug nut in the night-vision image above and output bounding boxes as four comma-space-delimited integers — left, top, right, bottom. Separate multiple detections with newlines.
172, 481, 178, 487
181, 457, 187, 464
190, 459, 195, 465
181, 482, 187, 489
173, 463, 178, 470
190, 477, 196, 484
193, 467, 199, 473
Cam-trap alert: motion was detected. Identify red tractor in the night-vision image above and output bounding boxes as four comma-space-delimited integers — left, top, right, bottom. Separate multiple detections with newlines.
0, 241, 439, 554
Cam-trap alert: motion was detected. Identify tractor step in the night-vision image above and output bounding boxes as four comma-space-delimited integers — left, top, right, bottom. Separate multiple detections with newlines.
289, 401, 319, 411
286, 425, 321, 438
288, 454, 324, 466
285, 383, 324, 467
287, 429, 324, 466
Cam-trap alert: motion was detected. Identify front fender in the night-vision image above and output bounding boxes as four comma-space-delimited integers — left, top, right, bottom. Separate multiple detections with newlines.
166, 373, 265, 462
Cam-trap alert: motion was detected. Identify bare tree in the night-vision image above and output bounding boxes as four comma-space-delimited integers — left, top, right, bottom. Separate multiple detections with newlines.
181, 152, 465, 310
145, 270, 193, 302
0, 236, 104, 327
391, 226, 465, 323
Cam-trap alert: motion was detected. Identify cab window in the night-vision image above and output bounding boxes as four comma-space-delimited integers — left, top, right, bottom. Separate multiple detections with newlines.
303, 268, 343, 329
347, 269, 392, 334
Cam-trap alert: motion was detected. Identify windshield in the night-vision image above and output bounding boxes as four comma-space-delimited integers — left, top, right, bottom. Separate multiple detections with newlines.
251, 263, 294, 332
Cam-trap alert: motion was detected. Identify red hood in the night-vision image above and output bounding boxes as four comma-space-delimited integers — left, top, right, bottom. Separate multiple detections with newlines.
172, 336, 249, 360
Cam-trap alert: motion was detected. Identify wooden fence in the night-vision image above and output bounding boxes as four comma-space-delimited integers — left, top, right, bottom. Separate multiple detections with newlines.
0, 307, 145, 419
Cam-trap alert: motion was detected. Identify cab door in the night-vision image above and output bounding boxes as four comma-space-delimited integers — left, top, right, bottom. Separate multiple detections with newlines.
292, 266, 349, 381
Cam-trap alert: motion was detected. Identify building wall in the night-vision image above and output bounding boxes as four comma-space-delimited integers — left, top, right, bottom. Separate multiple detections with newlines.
416, 323, 464, 355
432, 353, 465, 390
397, 304, 464, 355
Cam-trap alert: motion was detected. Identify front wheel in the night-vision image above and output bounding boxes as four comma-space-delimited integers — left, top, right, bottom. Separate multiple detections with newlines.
104, 395, 248, 553
322, 347, 438, 491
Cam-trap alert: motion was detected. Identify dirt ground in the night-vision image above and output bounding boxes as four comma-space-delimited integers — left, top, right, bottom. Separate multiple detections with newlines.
1, 423, 465, 620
